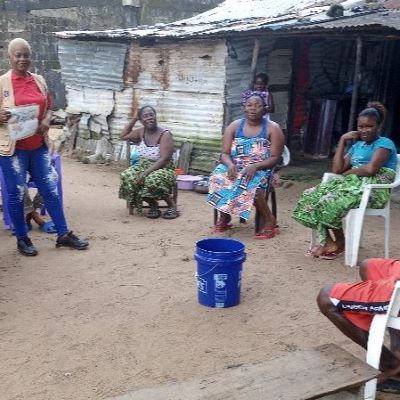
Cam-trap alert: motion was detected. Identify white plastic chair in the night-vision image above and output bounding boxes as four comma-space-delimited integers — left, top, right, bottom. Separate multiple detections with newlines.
310, 154, 400, 267
365, 281, 400, 399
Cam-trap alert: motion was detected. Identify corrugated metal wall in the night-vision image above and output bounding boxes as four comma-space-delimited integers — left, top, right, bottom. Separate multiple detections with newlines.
225, 36, 292, 131
225, 36, 272, 123
59, 35, 292, 168
127, 39, 227, 173
307, 39, 383, 99
266, 47, 293, 131
305, 38, 384, 137
58, 39, 133, 158
58, 40, 127, 91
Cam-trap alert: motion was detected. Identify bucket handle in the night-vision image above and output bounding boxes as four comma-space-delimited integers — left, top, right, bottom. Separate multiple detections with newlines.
195, 263, 220, 278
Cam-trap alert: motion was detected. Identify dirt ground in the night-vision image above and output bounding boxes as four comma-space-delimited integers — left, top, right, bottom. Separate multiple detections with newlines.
0, 156, 399, 400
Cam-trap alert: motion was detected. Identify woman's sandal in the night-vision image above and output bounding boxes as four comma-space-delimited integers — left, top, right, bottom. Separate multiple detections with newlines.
146, 207, 161, 219
318, 250, 344, 260
214, 221, 233, 233
255, 227, 280, 240
162, 208, 180, 219
306, 246, 320, 257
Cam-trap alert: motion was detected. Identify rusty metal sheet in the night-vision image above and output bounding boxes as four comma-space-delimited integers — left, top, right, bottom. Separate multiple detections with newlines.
109, 88, 135, 142
65, 86, 115, 116
58, 39, 128, 90
286, 9, 400, 32
127, 39, 227, 161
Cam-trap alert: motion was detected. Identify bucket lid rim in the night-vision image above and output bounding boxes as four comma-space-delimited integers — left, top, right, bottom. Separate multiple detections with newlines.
196, 238, 245, 253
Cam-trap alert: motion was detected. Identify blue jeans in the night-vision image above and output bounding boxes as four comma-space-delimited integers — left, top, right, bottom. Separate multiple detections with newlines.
0, 146, 68, 239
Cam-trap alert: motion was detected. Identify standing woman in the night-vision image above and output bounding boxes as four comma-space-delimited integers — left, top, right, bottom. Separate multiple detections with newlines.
0, 38, 88, 256
208, 92, 284, 238
119, 105, 178, 219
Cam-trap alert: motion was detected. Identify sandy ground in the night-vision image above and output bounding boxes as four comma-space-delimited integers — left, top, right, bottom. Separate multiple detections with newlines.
0, 156, 399, 400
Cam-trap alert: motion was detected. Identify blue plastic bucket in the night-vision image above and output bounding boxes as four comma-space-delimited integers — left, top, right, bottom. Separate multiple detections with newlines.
194, 238, 246, 308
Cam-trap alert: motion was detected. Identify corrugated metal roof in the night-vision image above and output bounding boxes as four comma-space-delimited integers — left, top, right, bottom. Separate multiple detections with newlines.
284, 9, 400, 32
55, 0, 387, 41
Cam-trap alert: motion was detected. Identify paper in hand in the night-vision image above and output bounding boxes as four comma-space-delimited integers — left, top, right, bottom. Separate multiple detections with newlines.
7, 104, 40, 141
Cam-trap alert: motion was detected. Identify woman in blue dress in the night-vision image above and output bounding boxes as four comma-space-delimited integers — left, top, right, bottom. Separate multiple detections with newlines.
208, 92, 285, 239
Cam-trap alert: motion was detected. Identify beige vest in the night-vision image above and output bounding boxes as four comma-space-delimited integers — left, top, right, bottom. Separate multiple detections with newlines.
0, 70, 49, 156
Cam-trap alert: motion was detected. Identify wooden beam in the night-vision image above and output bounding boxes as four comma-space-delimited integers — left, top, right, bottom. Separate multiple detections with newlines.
348, 36, 363, 131
250, 37, 260, 86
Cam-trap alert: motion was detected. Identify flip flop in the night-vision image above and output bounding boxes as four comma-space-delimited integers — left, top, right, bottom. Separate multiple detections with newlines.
147, 207, 161, 219
306, 247, 320, 257
214, 222, 233, 233
40, 220, 57, 234
255, 227, 280, 240
319, 250, 344, 260
162, 208, 180, 220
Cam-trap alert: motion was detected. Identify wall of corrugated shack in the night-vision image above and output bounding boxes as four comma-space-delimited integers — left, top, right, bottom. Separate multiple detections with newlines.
301, 38, 385, 138
58, 39, 133, 159
307, 38, 383, 99
225, 35, 292, 132
126, 39, 227, 173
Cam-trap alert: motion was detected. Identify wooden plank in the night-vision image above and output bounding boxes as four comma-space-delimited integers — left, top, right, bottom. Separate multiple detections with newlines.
177, 142, 193, 174
110, 344, 378, 400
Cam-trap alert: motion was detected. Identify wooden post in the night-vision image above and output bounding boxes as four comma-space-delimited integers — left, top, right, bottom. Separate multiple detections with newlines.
347, 36, 363, 131
250, 37, 260, 86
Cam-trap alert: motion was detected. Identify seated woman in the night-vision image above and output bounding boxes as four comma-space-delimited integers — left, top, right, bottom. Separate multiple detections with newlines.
293, 102, 398, 259
119, 105, 178, 219
207, 91, 285, 238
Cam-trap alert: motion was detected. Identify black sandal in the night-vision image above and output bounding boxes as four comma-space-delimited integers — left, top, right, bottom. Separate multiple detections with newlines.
162, 208, 180, 219
147, 207, 161, 219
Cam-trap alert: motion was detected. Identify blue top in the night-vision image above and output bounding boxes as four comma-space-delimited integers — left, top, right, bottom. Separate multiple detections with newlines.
347, 136, 397, 171
235, 116, 268, 139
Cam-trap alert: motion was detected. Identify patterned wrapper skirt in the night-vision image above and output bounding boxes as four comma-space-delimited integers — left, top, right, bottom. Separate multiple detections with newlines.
119, 159, 175, 212
292, 167, 395, 244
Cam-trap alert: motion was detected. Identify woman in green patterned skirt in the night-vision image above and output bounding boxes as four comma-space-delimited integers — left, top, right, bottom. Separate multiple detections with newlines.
119, 106, 178, 219
293, 102, 397, 259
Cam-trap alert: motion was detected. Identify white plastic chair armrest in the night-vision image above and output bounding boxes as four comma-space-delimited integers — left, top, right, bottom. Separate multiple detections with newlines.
387, 317, 400, 330
281, 145, 290, 168
364, 180, 400, 190
358, 186, 373, 211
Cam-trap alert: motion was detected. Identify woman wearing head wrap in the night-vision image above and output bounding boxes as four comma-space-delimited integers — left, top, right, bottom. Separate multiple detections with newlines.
293, 102, 398, 259
0, 38, 88, 255
207, 91, 285, 238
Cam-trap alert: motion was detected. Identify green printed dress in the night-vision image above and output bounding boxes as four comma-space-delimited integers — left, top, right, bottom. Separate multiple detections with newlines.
293, 136, 398, 244
292, 168, 395, 244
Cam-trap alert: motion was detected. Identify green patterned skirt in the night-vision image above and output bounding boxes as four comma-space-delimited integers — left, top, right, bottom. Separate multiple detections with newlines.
119, 159, 176, 213
292, 168, 395, 244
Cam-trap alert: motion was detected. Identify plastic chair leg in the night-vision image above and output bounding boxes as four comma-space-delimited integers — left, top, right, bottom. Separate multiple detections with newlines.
345, 210, 363, 267
383, 212, 390, 258
310, 229, 318, 251
270, 189, 277, 219
365, 315, 387, 399
214, 209, 218, 226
